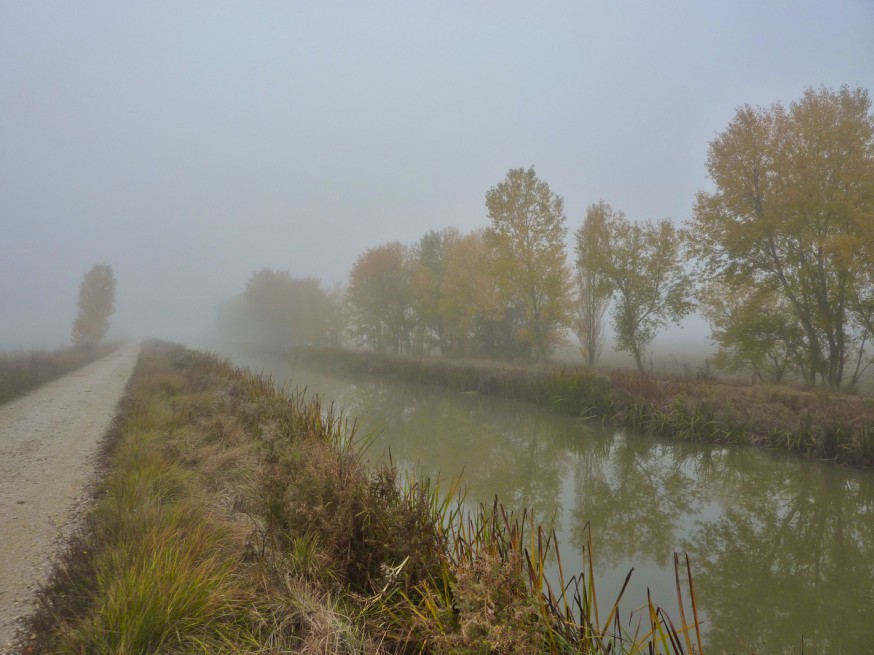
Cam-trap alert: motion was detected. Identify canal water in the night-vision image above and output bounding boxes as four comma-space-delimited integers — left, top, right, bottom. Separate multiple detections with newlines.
229, 350, 874, 653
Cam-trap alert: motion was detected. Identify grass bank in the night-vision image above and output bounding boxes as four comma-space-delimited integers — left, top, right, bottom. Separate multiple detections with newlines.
278, 347, 874, 468
25, 341, 703, 654
0, 343, 118, 405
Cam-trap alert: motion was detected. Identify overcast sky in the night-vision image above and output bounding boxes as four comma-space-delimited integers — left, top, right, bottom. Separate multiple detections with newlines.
2, 1, 872, 349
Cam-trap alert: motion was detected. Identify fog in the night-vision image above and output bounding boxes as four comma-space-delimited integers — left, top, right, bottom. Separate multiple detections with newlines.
2, 1, 872, 350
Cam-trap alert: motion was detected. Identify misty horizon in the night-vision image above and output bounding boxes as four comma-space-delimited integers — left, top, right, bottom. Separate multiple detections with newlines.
2, 2, 872, 350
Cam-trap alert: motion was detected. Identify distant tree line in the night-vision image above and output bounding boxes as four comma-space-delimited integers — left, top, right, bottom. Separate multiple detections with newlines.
218, 86, 873, 390
216, 269, 344, 349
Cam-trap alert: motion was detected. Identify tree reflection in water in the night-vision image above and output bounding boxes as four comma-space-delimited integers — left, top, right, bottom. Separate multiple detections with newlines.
332, 376, 573, 528
688, 452, 874, 652
232, 354, 874, 654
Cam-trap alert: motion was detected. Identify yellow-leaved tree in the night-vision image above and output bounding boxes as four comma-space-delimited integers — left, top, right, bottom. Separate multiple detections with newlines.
585, 211, 694, 374
572, 202, 614, 367
71, 264, 116, 348
689, 85, 874, 389
484, 167, 571, 360
346, 242, 413, 354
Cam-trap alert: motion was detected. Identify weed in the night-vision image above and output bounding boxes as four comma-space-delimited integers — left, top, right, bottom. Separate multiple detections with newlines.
26, 341, 706, 654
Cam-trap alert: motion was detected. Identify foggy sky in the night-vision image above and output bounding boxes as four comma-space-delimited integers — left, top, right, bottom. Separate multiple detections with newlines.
2, 1, 872, 349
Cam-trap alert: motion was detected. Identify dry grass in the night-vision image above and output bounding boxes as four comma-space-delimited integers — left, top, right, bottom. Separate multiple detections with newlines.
25, 341, 705, 654
0, 343, 117, 405
282, 346, 874, 468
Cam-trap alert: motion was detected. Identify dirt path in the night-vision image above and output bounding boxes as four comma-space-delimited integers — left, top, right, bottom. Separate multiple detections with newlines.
0, 343, 140, 652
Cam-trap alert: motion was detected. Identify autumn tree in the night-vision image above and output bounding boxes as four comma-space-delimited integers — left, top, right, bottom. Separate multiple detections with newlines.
242, 269, 343, 348
689, 85, 874, 389
589, 212, 694, 374
346, 242, 413, 353
699, 281, 805, 383
72, 264, 116, 348
573, 202, 613, 367
484, 167, 571, 360
243, 268, 297, 346
440, 230, 501, 357
409, 228, 459, 355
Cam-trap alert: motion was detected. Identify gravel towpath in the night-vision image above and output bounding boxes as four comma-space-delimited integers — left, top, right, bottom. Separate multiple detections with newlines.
0, 343, 140, 652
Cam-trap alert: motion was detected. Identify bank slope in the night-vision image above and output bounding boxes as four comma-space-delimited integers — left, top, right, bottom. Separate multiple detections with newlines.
25, 341, 703, 654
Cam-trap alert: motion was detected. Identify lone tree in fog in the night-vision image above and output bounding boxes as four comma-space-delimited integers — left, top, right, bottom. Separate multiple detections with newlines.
485, 166, 571, 360
72, 264, 116, 348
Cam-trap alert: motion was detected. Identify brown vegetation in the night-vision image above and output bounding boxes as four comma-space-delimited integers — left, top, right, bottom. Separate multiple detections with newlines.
282, 347, 874, 468
25, 341, 702, 653
0, 343, 117, 405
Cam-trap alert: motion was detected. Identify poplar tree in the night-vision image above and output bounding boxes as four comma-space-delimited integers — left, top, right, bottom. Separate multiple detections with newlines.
484, 167, 571, 360
72, 264, 116, 348
573, 202, 614, 367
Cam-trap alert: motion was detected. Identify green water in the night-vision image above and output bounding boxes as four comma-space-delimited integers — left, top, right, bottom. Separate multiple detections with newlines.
231, 351, 874, 653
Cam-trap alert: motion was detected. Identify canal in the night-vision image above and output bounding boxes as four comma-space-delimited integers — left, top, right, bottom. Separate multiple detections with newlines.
228, 350, 874, 653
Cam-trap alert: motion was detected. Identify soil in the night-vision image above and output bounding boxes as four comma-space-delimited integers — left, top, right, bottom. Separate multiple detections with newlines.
0, 343, 140, 653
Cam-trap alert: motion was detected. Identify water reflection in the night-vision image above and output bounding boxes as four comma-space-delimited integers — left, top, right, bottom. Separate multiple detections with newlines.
566, 434, 701, 569
689, 455, 874, 652
333, 377, 573, 526
231, 352, 874, 653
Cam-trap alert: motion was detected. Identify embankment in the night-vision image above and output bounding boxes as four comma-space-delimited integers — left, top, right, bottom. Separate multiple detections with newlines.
25, 341, 702, 654
278, 347, 874, 468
